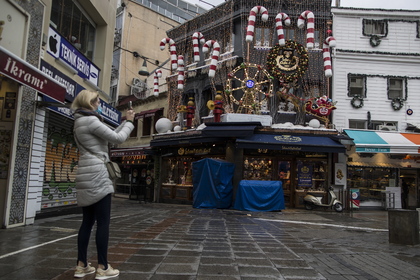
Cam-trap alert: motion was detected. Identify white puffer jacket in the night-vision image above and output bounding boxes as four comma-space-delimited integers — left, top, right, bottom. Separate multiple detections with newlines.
73, 112, 134, 207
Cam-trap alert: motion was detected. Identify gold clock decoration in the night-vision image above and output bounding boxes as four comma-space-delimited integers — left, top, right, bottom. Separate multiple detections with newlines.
266, 40, 308, 83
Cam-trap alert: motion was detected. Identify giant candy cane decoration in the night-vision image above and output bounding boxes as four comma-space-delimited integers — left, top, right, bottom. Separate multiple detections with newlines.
153, 70, 162, 96
192, 32, 205, 62
297, 11, 315, 49
275, 13, 291, 46
246, 6, 269, 43
202, 40, 220, 78
160, 38, 177, 70
323, 36, 336, 77
177, 55, 185, 90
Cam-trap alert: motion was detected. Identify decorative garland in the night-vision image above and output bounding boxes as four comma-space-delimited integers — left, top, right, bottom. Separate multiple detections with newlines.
266, 40, 308, 83
391, 97, 404, 110
369, 35, 381, 47
351, 95, 364, 108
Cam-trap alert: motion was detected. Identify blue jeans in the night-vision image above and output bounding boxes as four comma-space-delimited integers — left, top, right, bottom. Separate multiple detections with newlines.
77, 194, 111, 269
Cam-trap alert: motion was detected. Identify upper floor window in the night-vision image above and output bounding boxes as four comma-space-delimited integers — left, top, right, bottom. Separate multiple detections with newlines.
388, 78, 406, 100
254, 27, 273, 48
363, 19, 387, 36
50, 0, 96, 60
130, 119, 138, 138
142, 117, 152, 137
348, 74, 366, 97
349, 120, 366, 129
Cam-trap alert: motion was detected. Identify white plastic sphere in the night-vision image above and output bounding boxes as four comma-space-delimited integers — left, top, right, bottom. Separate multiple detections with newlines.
309, 119, 321, 128
173, 125, 182, 132
155, 118, 173, 133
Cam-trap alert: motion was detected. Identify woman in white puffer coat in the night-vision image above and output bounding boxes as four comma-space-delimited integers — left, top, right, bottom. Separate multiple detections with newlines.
70, 90, 134, 279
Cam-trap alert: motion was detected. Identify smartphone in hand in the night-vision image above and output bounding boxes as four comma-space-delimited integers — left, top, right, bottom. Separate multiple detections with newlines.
128, 101, 132, 110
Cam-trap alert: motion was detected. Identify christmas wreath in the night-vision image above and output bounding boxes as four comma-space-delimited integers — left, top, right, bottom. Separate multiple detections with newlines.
266, 40, 308, 83
391, 97, 404, 110
369, 35, 381, 47
351, 95, 364, 108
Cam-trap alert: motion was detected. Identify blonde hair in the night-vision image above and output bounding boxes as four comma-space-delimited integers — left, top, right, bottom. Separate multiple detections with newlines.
70, 90, 99, 111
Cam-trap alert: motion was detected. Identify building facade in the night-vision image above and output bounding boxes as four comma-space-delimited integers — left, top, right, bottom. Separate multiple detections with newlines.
149, 0, 350, 209
331, 7, 420, 208
0, 0, 119, 227
110, 0, 196, 200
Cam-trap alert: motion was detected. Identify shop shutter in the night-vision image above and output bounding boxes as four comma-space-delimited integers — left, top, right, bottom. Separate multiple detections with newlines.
41, 111, 78, 208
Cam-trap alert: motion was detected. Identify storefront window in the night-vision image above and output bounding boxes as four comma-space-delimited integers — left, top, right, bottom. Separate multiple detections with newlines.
347, 166, 397, 203
278, 161, 291, 191
243, 157, 273, 180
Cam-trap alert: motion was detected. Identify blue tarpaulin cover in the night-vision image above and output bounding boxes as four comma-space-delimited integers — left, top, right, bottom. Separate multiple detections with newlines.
192, 158, 235, 209
234, 180, 285, 211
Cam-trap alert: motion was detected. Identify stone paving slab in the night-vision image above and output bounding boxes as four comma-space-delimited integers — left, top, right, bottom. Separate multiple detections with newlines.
0, 198, 419, 280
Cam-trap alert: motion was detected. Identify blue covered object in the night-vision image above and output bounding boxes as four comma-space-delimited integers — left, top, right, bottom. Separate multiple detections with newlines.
234, 180, 285, 211
192, 158, 235, 209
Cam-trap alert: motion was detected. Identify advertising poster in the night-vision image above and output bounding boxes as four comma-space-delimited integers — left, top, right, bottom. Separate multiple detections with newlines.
334, 163, 347, 185
351, 189, 360, 208
298, 163, 313, 188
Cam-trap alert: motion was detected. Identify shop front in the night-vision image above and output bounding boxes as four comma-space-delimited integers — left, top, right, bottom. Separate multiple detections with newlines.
344, 129, 420, 209
151, 124, 346, 208
0, 46, 67, 227
110, 147, 155, 202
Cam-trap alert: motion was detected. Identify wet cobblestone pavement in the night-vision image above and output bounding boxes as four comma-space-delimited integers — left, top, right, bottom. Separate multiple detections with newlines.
1, 197, 420, 280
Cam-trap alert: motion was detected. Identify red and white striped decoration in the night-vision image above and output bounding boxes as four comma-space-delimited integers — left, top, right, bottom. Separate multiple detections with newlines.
177, 55, 185, 90
323, 36, 336, 77
159, 38, 177, 70
275, 13, 291, 46
192, 32, 205, 62
202, 40, 220, 78
297, 11, 315, 49
245, 6, 269, 43
153, 70, 162, 96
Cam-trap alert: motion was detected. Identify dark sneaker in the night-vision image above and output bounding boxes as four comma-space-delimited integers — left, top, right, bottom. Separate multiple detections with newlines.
74, 263, 95, 278
95, 264, 120, 279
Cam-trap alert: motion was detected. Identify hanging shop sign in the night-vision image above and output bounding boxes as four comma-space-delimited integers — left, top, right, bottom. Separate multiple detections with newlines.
47, 26, 100, 86
40, 60, 77, 102
99, 99, 121, 127
44, 95, 121, 126
0, 46, 66, 103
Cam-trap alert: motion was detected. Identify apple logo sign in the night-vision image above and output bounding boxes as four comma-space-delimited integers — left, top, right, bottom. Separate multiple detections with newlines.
49, 34, 58, 55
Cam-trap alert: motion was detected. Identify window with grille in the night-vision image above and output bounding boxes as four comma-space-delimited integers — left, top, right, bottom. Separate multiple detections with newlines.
348, 75, 366, 97
388, 78, 405, 99
363, 19, 387, 36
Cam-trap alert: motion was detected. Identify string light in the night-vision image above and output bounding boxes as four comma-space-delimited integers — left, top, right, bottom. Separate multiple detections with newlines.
165, 0, 334, 124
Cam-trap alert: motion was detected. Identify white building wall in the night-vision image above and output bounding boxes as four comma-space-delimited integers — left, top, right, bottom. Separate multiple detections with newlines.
331, 8, 420, 131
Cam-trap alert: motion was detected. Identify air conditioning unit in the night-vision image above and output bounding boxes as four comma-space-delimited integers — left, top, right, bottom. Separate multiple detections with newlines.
379, 125, 397, 131
132, 78, 143, 86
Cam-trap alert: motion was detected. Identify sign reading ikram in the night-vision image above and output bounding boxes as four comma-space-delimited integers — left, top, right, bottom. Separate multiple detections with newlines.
0, 46, 66, 102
